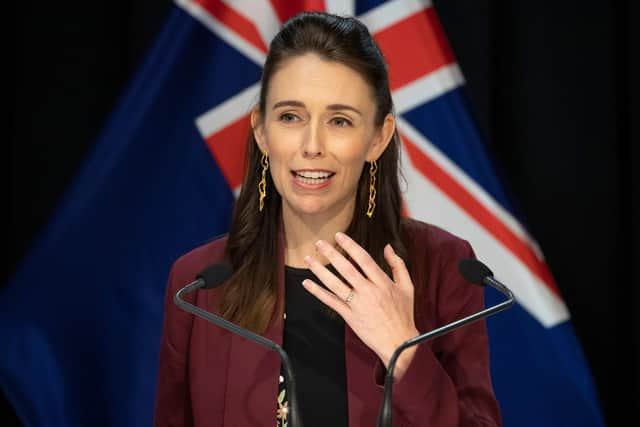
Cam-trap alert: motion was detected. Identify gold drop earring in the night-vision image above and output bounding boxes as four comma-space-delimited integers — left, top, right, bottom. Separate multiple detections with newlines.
258, 153, 269, 212
366, 159, 377, 218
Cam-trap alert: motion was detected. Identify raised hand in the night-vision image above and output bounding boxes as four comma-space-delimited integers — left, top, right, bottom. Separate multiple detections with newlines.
302, 232, 420, 378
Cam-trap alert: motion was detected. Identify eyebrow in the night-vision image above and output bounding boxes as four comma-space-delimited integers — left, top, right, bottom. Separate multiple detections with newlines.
272, 100, 362, 116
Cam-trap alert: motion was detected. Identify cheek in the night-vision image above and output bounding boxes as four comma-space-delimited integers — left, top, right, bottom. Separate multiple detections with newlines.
263, 125, 297, 155
336, 141, 371, 171
263, 129, 288, 161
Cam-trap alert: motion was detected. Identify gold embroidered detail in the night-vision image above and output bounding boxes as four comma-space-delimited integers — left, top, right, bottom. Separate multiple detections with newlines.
276, 387, 289, 426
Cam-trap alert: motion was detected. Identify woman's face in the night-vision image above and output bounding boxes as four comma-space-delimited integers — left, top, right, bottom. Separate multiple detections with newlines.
253, 53, 395, 220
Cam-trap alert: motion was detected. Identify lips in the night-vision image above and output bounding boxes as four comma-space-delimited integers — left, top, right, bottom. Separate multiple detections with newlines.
291, 169, 335, 187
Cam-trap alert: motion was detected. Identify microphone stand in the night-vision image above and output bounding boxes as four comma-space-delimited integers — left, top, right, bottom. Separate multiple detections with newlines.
175, 280, 304, 427
377, 279, 515, 427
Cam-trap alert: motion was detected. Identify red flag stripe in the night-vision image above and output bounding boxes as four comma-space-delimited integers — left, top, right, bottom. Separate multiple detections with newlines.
401, 133, 561, 297
270, 0, 327, 23
374, 8, 456, 91
205, 114, 251, 189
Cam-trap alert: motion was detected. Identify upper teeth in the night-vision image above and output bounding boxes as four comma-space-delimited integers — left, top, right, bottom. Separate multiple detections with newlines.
297, 171, 332, 179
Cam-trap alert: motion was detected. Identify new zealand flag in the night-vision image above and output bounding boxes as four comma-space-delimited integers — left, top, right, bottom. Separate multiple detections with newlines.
1, 1, 605, 426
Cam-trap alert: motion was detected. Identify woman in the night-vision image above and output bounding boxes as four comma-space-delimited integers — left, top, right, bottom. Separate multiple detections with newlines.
154, 11, 501, 427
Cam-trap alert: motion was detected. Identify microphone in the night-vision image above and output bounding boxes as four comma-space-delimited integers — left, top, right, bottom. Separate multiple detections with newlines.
174, 263, 304, 427
377, 258, 515, 427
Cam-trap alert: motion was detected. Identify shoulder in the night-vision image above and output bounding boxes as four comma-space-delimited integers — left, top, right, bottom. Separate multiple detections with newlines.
168, 235, 229, 292
401, 217, 473, 259
401, 219, 481, 328
157, 235, 229, 360
400, 218, 476, 294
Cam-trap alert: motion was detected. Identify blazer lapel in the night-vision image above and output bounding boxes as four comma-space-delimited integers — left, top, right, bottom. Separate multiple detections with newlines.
223, 221, 286, 426
222, 321, 282, 426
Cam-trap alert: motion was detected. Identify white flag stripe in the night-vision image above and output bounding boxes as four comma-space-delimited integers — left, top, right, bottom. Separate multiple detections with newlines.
325, 0, 356, 16
175, 0, 266, 66
195, 83, 260, 137
393, 64, 465, 115
223, 0, 281, 47
397, 118, 545, 260
399, 143, 569, 327
358, 0, 432, 33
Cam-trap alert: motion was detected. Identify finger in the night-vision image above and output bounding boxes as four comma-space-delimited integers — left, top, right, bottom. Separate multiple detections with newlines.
334, 232, 392, 286
384, 244, 413, 290
304, 255, 352, 299
314, 240, 367, 289
302, 279, 350, 317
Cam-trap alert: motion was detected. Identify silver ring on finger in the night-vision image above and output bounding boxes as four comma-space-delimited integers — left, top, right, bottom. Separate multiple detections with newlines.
345, 290, 355, 304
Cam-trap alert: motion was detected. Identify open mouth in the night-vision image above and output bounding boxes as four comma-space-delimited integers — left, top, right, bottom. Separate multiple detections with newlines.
291, 170, 336, 185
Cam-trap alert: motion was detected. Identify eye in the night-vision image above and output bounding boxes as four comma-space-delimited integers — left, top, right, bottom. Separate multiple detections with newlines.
331, 116, 352, 128
279, 112, 300, 123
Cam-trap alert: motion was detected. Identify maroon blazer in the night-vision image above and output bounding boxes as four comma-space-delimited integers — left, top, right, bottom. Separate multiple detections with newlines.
153, 219, 502, 426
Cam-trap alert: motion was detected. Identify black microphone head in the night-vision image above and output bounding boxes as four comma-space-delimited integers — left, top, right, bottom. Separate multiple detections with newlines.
458, 258, 493, 286
196, 263, 233, 289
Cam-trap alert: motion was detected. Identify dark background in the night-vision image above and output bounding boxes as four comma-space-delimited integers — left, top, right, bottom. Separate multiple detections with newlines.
7, 1, 638, 425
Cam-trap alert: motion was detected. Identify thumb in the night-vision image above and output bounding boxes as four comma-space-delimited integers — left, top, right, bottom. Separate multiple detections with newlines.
384, 244, 413, 291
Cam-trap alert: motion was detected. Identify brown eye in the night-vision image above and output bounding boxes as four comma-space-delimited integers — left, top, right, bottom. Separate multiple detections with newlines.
331, 117, 352, 127
280, 113, 299, 123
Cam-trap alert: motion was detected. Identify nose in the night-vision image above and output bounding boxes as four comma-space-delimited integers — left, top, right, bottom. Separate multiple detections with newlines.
302, 122, 325, 159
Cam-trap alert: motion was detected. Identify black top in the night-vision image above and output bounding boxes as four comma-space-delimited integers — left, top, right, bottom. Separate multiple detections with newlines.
277, 265, 348, 427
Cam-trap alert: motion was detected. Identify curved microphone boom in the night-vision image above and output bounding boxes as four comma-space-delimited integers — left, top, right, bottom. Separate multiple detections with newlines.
174, 263, 304, 427
377, 258, 515, 427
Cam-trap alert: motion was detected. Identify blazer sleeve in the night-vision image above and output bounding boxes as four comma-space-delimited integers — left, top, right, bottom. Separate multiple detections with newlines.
375, 236, 502, 426
153, 262, 195, 427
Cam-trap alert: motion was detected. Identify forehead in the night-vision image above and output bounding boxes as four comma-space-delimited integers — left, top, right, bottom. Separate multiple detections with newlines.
266, 53, 375, 108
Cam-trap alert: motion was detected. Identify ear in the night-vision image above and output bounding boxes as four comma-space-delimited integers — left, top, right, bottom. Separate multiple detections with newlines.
367, 113, 396, 161
251, 107, 268, 154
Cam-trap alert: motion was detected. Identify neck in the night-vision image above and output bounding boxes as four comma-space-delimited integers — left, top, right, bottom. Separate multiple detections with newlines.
282, 200, 356, 268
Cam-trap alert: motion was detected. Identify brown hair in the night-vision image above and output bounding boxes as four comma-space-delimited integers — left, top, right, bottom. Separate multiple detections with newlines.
219, 11, 408, 333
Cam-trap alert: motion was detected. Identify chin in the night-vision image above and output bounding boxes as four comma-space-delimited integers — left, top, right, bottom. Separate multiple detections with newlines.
285, 198, 332, 217
294, 203, 329, 216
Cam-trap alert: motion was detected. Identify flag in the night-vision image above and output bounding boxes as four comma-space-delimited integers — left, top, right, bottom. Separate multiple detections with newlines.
1, 0, 605, 426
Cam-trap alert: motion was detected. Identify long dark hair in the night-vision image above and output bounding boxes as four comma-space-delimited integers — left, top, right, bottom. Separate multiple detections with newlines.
219, 11, 408, 333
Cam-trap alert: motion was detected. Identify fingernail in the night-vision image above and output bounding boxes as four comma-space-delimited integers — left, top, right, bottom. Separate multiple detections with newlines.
335, 232, 346, 241
304, 255, 312, 264
315, 240, 325, 248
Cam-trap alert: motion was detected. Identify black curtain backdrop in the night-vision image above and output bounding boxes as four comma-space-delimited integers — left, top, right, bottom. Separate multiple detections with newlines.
7, 1, 638, 426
